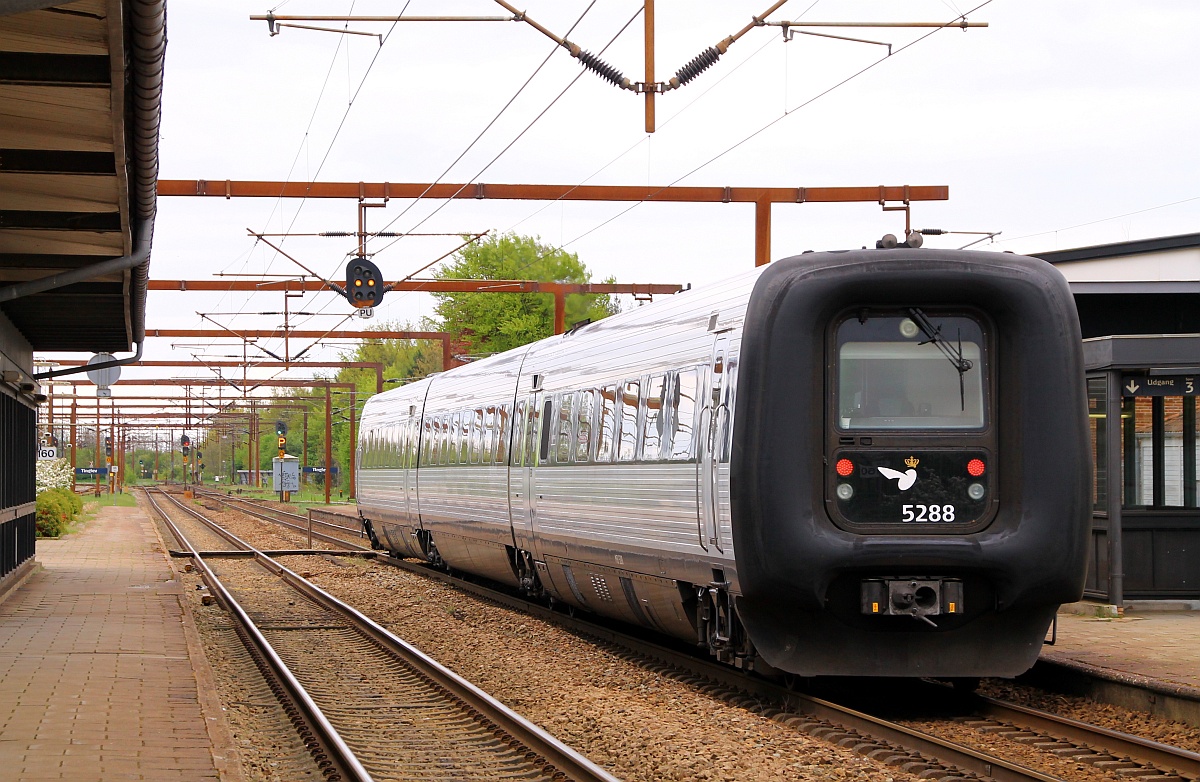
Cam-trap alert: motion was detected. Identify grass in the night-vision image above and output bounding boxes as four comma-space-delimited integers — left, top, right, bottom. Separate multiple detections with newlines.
83, 491, 138, 508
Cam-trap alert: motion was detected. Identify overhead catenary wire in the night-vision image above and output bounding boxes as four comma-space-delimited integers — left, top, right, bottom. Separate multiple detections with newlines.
360, 1, 604, 258
371, 5, 644, 263
559, 2, 995, 253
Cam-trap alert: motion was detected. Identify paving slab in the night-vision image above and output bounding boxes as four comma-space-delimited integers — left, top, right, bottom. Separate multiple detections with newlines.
0, 502, 230, 780
1044, 605, 1200, 696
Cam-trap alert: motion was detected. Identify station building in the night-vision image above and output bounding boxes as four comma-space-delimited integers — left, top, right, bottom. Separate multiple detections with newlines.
1036, 233, 1200, 606
0, 0, 165, 597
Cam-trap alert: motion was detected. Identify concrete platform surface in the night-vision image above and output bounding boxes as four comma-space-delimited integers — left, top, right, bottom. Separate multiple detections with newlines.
1045, 605, 1200, 695
0, 503, 229, 781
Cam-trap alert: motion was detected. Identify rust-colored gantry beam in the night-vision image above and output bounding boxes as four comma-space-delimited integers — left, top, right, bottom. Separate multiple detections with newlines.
143, 328, 457, 369
53, 360, 388, 393
148, 279, 683, 336
156, 180, 950, 267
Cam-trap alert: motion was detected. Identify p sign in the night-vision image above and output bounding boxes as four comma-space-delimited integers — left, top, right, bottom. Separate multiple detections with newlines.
38, 446, 58, 460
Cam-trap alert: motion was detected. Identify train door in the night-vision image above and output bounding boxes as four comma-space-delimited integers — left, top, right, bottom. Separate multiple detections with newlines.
403, 416, 418, 523
513, 377, 543, 549
700, 332, 731, 553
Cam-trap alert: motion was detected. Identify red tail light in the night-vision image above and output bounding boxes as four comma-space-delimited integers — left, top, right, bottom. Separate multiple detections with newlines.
967, 458, 985, 477
836, 458, 855, 477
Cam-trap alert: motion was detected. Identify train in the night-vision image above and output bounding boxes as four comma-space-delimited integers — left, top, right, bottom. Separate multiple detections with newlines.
355, 246, 1090, 678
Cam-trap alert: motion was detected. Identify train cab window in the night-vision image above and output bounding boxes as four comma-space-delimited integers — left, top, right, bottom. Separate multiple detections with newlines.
556, 393, 575, 463
618, 381, 641, 462
576, 390, 595, 462
598, 386, 618, 462
670, 369, 699, 461
837, 312, 987, 430
643, 375, 667, 461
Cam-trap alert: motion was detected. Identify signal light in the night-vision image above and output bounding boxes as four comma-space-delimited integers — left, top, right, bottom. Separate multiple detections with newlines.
967, 458, 986, 477
346, 257, 384, 308
182, 445, 190, 457
180, 434, 190, 447
275, 420, 287, 436
835, 458, 854, 477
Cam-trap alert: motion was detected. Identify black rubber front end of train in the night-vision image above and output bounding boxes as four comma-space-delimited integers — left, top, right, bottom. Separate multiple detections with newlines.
730, 249, 1090, 677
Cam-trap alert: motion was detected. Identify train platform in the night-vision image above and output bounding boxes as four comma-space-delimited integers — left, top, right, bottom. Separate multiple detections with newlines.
0, 502, 234, 781
1030, 602, 1200, 726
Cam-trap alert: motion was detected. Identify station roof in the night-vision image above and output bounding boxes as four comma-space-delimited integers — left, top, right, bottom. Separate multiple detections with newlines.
1033, 233, 1200, 339
0, 0, 164, 352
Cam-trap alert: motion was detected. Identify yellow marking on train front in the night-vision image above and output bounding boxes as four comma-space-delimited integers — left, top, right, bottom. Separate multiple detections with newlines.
872, 602, 879, 613
949, 602, 957, 613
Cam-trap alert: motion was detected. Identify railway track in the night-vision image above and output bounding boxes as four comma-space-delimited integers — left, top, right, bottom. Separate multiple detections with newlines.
146, 488, 619, 782
181, 490, 1200, 782
192, 488, 370, 550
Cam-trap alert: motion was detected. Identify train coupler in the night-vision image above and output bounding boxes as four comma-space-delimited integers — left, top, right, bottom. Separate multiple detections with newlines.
860, 578, 964, 625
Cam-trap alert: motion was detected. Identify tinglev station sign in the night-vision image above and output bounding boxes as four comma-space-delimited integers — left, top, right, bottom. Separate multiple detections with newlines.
1122, 375, 1198, 397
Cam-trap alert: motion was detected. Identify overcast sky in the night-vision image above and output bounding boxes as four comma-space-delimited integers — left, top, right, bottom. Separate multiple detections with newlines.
53, 1, 1200, 393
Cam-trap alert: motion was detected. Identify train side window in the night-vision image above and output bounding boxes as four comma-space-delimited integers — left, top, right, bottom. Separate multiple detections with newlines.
576, 390, 595, 462
557, 392, 575, 463
524, 402, 539, 467
719, 356, 737, 463
439, 415, 449, 465
643, 375, 666, 461
670, 368, 698, 461
481, 407, 494, 464
467, 409, 479, 464
618, 380, 641, 462
598, 386, 617, 462
513, 402, 527, 466
427, 417, 436, 467
460, 411, 471, 464
498, 404, 511, 464
410, 418, 421, 469
539, 399, 553, 464
428, 418, 439, 465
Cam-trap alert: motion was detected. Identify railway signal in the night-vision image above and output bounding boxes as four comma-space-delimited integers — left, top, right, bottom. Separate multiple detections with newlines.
346, 258, 384, 308
277, 435, 286, 458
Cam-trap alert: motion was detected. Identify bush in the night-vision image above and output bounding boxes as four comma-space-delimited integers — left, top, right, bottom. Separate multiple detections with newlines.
48, 487, 83, 517
35, 487, 84, 538
35, 491, 71, 538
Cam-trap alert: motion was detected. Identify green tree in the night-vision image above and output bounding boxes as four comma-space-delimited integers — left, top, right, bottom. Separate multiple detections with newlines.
429, 232, 618, 356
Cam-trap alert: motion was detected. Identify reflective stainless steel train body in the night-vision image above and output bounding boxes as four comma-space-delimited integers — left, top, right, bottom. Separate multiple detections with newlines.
357, 271, 758, 642
357, 248, 1090, 678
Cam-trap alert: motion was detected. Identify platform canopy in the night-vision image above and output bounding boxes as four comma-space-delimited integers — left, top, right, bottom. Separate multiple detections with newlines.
0, 0, 164, 352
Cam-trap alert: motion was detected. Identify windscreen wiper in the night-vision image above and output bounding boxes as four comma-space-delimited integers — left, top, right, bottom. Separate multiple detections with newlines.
907, 308, 972, 411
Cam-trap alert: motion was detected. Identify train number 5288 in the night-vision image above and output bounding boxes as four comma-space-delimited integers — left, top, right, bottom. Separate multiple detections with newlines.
901, 504, 956, 523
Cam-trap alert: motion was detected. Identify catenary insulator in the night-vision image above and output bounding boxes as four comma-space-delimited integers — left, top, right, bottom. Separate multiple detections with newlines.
575, 49, 631, 90
672, 46, 722, 88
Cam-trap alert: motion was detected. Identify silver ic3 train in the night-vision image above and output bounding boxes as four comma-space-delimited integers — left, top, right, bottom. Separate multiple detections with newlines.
356, 248, 1089, 678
